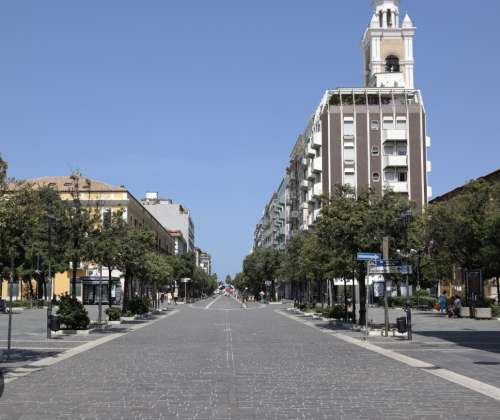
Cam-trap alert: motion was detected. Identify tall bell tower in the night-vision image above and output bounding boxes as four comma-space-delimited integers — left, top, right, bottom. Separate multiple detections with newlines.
362, 0, 416, 88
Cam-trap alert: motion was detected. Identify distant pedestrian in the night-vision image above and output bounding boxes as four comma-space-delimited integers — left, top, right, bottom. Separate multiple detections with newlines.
438, 291, 447, 314
452, 295, 462, 318
0, 297, 5, 313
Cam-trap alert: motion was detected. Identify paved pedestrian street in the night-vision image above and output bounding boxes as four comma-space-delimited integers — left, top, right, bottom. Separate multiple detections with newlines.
1, 297, 500, 420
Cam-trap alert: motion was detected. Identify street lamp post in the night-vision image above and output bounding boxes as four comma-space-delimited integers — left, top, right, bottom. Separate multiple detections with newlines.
401, 209, 413, 341
6, 255, 14, 360
46, 211, 55, 339
181, 278, 191, 304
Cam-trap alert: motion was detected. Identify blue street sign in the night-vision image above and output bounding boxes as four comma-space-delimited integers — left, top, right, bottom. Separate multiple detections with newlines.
375, 259, 401, 267
357, 252, 382, 261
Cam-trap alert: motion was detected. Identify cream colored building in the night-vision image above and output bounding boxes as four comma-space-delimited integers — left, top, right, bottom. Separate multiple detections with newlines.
2, 175, 175, 303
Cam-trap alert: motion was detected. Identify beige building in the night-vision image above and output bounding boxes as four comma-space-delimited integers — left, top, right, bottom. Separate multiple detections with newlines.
2, 174, 175, 303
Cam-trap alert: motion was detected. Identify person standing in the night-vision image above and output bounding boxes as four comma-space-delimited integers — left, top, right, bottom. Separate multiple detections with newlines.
438, 291, 447, 314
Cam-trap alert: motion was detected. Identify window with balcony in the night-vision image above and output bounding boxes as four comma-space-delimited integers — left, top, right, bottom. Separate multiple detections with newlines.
384, 169, 407, 182
384, 141, 407, 156
371, 146, 380, 156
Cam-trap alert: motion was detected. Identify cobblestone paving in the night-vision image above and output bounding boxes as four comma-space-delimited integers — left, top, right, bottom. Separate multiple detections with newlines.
1, 297, 500, 419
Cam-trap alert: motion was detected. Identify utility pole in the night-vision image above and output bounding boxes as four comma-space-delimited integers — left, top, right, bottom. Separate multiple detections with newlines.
403, 210, 413, 341
98, 265, 103, 327
383, 237, 390, 338
46, 211, 55, 339
7, 255, 14, 360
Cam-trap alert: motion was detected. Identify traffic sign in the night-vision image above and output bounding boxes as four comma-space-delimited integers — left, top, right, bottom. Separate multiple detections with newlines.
369, 264, 412, 275
265, 280, 272, 286
357, 252, 381, 261
181, 278, 191, 283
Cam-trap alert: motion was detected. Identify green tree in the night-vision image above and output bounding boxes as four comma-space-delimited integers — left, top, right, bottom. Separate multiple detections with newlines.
425, 180, 492, 287
119, 227, 155, 309
20, 186, 71, 300
316, 185, 412, 325
142, 251, 173, 308
86, 209, 127, 307
483, 183, 500, 300
0, 154, 7, 188
279, 233, 306, 303
65, 173, 97, 298
242, 248, 281, 301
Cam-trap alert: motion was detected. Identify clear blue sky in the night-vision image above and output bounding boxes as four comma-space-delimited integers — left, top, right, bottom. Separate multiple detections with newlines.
2, 1, 499, 278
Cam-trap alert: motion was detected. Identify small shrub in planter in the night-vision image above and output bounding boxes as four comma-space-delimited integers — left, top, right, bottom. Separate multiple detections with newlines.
127, 297, 150, 315
105, 307, 122, 321
331, 305, 347, 320
56, 294, 90, 330
490, 305, 500, 318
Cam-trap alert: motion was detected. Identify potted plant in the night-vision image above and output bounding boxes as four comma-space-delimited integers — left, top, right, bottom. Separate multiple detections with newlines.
56, 294, 90, 334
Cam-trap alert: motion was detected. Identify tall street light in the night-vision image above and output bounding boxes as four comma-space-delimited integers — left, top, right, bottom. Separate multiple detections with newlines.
46, 211, 56, 339
400, 209, 413, 341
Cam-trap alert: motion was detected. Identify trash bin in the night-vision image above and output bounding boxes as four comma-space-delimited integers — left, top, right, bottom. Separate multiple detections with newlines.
49, 315, 61, 332
396, 317, 407, 334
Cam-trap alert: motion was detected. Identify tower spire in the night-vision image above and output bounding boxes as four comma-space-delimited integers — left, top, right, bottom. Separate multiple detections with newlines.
362, 0, 416, 88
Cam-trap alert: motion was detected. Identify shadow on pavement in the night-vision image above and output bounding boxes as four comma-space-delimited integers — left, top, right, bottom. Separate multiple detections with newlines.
0, 349, 61, 364
416, 330, 500, 354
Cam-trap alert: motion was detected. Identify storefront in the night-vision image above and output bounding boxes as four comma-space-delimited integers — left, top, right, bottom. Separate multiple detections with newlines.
79, 276, 120, 305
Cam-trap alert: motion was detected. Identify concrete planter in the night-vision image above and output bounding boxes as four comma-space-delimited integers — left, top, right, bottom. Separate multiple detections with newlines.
120, 316, 135, 322
108, 320, 122, 325
460, 307, 471, 318
55, 329, 90, 336
474, 307, 492, 320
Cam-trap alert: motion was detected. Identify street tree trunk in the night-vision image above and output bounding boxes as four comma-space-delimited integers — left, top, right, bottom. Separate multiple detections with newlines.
358, 267, 367, 326
71, 261, 77, 299
107, 265, 113, 308
122, 271, 131, 310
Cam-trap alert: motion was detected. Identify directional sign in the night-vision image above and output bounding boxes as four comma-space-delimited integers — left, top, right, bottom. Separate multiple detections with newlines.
264, 280, 272, 286
369, 265, 412, 275
181, 278, 191, 283
357, 252, 381, 262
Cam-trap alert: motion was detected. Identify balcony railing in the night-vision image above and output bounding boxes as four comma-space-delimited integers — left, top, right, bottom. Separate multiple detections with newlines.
306, 166, 315, 180
385, 181, 408, 193
383, 129, 407, 142
312, 132, 322, 148
313, 159, 322, 173
313, 183, 323, 198
300, 180, 309, 190
383, 155, 407, 168
306, 143, 315, 157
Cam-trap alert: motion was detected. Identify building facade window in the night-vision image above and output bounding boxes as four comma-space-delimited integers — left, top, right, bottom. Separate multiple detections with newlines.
371, 146, 380, 156
344, 146, 355, 162
373, 172, 380, 182
383, 117, 394, 129
343, 118, 354, 136
371, 120, 380, 130
396, 117, 407, 130
384, 168, 407, 182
